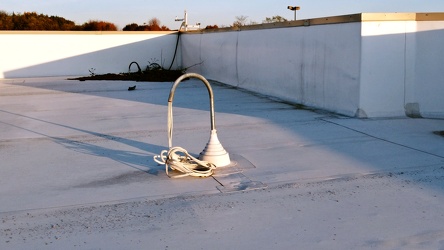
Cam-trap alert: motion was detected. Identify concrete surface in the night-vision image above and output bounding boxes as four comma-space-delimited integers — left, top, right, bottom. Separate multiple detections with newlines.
1, 77, 444, 249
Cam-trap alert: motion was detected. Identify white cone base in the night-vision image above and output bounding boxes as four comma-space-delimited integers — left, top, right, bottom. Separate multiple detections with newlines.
199, 130, 231, 167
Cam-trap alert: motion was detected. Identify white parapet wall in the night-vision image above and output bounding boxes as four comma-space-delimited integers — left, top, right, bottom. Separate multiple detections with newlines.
359, 14, 444, 118
406, 19, 444, 119
181, 13, 444, 118
0, 31, 181, 78
1, 14, 443, 119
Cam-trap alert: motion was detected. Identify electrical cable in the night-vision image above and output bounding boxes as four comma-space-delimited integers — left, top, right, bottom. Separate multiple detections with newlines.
153, 102, 216, 178
154, 147, 216, 178
167, 24, 183, 70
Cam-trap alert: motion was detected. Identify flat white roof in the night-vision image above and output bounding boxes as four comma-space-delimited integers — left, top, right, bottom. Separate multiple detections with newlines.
1, 77, 444, 249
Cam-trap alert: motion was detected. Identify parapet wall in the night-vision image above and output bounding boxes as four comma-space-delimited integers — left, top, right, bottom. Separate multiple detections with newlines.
1, 14, 443, 118
181, 13, 444, 118
0, 31, 181, 78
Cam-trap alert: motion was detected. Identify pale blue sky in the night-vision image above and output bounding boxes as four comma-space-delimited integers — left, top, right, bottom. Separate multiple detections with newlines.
2, 0, 444, 30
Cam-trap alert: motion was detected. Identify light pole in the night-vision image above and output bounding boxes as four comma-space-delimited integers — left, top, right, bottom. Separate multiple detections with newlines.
174, 10, 187, 31
287, 6, 301, 21
175, 10, 200, 31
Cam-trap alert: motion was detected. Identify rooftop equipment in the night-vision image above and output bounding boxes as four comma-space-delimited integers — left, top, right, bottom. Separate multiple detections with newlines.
154, 73, 231, 178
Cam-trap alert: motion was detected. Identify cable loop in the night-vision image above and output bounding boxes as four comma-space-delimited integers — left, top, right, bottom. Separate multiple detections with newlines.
154, 73, 219, 178
154, 146, 216, 178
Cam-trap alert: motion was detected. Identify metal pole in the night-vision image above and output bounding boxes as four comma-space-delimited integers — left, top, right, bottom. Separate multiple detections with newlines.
288, 6, 300, 21
167, 73, 231, 167
184, 10, 188, 31
168, 73, 215, 131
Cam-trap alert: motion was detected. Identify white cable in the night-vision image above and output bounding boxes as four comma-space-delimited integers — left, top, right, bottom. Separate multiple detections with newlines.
154, 102, 216, 178
154, 146, 216, 178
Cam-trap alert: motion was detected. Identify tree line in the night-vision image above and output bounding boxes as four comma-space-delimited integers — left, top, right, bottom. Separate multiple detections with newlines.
0, 10, 289, 31
0, 11, 170, 31
122, 18, 169, 31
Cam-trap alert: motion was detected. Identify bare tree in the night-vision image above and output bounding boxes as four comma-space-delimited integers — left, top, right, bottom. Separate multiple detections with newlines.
232, 15, 248, 27
148, 17, 160, 28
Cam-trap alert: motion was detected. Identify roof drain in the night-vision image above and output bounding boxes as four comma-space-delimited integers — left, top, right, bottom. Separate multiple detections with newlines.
154, 73, 231, 178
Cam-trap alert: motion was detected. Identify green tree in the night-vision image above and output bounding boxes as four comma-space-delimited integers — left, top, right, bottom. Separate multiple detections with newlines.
81, 20, 117, 31
122, 18, 170, 31
0, 11, 13, 30
263, 15, 288, 23
123, 23, 139, 31
205, 25, 219, 29
0, 11, 116, 31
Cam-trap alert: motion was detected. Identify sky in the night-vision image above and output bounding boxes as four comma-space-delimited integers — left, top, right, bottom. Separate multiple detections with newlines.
2, 0, 444, 30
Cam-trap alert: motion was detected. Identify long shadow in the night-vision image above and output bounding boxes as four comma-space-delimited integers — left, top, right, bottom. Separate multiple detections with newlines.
0, 109, 166, 176
5, 76, 444, 157
2, 34, 179, 78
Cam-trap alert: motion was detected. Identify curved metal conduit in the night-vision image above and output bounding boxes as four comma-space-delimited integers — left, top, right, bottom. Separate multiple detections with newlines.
168, 73, 215, 147
167, 73, 230, 167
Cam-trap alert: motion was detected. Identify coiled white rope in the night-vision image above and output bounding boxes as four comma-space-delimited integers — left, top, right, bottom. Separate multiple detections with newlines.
154, 146, 216, 178
153, 102, 216, 178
